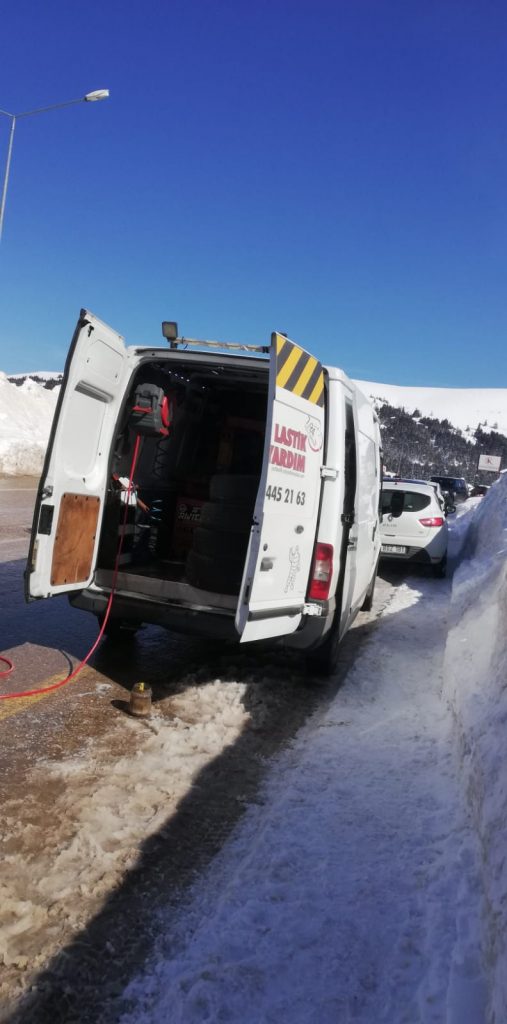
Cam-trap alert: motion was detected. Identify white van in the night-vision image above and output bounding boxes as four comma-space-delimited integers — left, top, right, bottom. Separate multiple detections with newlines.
26, 311, 381, 674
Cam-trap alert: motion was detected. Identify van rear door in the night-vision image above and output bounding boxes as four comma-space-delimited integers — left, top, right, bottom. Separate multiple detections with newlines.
26, 310, 130, 600
236, 332, 326, 642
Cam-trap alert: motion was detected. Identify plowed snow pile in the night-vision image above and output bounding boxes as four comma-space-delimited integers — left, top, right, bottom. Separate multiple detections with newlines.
0, 374, 58, 476
443, 474, 507, 1020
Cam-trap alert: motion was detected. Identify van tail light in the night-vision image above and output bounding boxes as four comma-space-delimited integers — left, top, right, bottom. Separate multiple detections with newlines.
308, 543, 334, 600
419, 516, 444, 528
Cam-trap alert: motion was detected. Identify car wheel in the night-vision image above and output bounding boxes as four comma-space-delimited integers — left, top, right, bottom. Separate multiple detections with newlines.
361, 558, 379, 611
432, 555, 447, 579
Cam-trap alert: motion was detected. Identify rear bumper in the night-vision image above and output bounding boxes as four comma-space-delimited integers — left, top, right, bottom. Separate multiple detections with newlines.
380, 545, 446, 565
69, 588, 337, 649
69, 588, 239, 640
282, 596, 336, 651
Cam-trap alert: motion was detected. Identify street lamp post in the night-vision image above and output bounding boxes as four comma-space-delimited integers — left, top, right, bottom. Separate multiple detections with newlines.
0, 89, 109, 241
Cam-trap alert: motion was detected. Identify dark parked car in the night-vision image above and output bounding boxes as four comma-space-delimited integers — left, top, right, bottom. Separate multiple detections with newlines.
470, 484, 490, 497
430, 476, 468, 504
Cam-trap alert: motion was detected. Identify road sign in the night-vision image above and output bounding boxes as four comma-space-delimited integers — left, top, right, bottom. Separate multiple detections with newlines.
478, 453, 501, 472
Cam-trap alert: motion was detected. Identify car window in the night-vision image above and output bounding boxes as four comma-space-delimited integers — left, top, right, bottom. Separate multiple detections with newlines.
432, 476, 466, 492
382, 490, 431, 514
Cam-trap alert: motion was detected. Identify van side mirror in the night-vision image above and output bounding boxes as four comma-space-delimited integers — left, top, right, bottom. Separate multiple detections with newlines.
445, 502, 456, 515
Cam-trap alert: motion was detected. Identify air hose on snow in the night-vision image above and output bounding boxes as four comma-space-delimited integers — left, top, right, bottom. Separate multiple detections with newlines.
0, 434, 143, 700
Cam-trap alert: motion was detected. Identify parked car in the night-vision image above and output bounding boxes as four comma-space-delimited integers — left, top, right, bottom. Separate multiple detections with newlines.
380, 480, 449, 577
470, 484, 490, 497
393, 477, 453, 514
430, 475, 468, 504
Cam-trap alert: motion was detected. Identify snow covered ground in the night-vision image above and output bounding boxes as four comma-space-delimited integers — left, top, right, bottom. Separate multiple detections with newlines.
113, 483, 507, 1024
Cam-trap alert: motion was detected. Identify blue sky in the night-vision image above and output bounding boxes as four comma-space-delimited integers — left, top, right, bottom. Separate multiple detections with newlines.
0, 0, 505, 385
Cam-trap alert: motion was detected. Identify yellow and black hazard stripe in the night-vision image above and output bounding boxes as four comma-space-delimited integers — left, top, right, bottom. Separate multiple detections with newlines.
273, 332, 325, 407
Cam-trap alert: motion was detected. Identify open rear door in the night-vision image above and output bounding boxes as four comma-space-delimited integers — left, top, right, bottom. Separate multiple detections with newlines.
236, 332, 326, 642
26, 310, 130, 600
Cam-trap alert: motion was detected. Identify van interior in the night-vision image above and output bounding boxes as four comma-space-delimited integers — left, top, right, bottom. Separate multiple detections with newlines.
95, 356, 269, 611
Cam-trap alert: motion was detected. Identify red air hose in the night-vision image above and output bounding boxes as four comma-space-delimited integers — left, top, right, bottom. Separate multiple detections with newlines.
0, 657, 13, 679
0, 434, 142, 700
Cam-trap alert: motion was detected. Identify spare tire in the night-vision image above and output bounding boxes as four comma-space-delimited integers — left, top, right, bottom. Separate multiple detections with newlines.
193, 526, 249, 560
199, 501, 254, 533
185, 549, 244, 594
209, 474, 259, 504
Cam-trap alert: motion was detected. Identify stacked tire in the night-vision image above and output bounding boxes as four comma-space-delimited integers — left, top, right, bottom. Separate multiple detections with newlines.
185, 475, 258, 594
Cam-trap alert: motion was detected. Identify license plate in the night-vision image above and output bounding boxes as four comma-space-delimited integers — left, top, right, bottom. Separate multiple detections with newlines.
381, 544, 407, 554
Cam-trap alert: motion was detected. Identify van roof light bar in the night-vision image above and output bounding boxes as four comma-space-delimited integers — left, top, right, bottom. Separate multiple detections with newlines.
161, 321, 269, 354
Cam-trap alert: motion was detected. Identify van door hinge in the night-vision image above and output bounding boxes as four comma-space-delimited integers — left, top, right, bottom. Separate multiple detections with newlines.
320, 466, 338, 480
341, 512, 355, 526
303, 603, 323, 617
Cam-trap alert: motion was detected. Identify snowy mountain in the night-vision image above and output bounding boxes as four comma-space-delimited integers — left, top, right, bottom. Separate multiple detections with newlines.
354, 380, 507, 437
0, 370, 505, 478
8, 372, 63, 383
354, 380, 507, 484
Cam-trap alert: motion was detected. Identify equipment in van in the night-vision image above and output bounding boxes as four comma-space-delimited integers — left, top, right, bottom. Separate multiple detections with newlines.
130, 382, 173, 437
26, 311, 382, 674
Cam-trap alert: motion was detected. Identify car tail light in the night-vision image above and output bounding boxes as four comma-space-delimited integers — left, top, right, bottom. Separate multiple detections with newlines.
308, 543, 334, 600
419, 516, 444, 527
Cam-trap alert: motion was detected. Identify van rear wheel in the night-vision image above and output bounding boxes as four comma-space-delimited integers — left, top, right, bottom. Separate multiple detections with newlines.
306, 616, 342, 677
361, 558, 379, 611
97, 616, 140, 640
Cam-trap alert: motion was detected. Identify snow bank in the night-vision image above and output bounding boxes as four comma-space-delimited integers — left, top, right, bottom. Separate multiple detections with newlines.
443, 475, 507, 1020
0, 373, 59, 476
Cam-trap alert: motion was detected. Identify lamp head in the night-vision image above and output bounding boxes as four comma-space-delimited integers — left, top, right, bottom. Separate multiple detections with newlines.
162, 321, 179, 343
84, 89, 109, 102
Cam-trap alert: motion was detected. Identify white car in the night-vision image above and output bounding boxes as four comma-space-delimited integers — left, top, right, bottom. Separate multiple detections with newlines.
380, 479, 448, 577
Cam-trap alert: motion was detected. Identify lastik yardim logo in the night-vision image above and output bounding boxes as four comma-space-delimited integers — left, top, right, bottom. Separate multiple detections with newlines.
269, 422, 307, 472
305, 415, 323, 453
